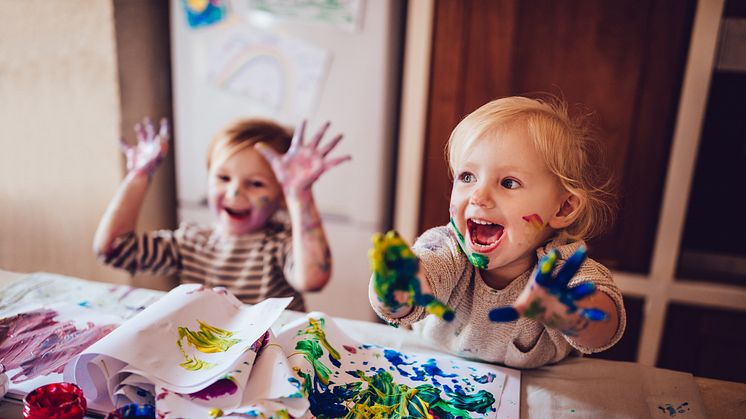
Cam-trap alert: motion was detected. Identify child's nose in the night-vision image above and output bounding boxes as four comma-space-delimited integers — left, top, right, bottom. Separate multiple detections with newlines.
469, 185, 494, 207
227, 184, 240, 198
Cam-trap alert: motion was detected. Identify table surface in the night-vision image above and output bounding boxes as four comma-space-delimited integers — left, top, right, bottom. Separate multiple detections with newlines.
1, 269, 744, 418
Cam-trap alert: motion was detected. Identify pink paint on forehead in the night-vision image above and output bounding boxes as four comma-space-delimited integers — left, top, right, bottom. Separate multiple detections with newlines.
0, 309, 116, 383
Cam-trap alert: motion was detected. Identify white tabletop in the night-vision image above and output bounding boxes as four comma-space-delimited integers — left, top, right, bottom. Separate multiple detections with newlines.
1, 271, 744, 418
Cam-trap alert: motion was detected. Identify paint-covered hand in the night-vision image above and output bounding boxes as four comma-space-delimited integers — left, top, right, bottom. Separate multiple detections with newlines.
369, 231, 455, 322
255, 120, 351, 200
488, 246, 607, 335
121, 117, 170, 178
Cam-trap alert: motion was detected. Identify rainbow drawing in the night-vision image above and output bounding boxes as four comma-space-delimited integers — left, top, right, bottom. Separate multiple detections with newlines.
212, 46, 293, 113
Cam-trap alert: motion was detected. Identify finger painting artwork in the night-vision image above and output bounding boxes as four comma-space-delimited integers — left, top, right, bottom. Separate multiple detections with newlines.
0, 306, 118, 385
177, 320, 242, 371
65, 286, 294, 413
207, 28, 330, 119
276, 313, 521, 419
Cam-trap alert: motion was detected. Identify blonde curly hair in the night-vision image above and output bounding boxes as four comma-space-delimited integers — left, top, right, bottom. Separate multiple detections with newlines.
447, 96, 616, 241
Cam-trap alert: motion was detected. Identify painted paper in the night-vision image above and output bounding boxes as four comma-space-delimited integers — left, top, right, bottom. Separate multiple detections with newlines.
242, 0, 366, 32
276, 312, 521, 418
64, 285, 293, 413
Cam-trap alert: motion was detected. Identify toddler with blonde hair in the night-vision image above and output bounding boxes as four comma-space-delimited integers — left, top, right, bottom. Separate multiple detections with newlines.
370, 96, 625, 368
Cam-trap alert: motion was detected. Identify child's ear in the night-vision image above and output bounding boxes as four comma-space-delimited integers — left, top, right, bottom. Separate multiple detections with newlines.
548, 193, 583, 229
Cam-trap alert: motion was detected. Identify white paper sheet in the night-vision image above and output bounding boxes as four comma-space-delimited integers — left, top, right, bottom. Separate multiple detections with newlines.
64, 285, 293, 413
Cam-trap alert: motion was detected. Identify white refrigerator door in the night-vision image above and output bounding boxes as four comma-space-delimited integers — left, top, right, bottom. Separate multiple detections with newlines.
171, 0, 402, 321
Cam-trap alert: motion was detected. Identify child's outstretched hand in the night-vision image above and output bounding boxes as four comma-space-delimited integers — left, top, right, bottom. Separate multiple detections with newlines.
488, 246, 607, 335
255, 120, 351, 198
121, 117, 170, 178
369, 231, 455, 322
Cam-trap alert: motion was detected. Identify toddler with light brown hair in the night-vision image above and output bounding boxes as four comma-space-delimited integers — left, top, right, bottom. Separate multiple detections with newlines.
95, 117, 349, 310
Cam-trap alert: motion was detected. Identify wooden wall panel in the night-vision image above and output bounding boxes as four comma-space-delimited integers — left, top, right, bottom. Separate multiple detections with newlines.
420, 0, 696, 273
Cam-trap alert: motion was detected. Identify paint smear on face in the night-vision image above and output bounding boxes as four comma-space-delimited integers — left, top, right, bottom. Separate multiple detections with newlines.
0, 309, 116, 382
522, 213, 545, 230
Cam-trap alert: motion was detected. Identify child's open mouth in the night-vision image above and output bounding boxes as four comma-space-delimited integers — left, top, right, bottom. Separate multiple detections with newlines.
467, 218, 503, 252
224, 207, 252, 220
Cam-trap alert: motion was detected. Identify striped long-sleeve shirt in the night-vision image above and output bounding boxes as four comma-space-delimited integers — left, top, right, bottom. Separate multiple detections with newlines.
102, 221, 305, 311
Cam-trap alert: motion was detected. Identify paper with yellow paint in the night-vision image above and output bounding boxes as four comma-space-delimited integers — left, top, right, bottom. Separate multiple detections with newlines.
64, 285, 292, 412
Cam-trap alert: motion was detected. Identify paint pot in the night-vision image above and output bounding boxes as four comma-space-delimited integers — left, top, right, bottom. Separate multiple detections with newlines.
22, 382, 86, 419
104, 403, 156, 419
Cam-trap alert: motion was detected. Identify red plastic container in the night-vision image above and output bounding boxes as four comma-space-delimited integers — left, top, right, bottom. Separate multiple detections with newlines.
23, 382, 86, 419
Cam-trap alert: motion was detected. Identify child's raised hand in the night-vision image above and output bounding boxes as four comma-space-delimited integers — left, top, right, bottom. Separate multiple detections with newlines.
255, 120, 351, 198
121, 117, 170, 178
369, 231, 454, 322
488, 246, 607, 335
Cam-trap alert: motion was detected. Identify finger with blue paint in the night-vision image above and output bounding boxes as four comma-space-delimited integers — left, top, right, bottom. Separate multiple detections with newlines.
488, 245, 608, 335
369, 231, 455, 322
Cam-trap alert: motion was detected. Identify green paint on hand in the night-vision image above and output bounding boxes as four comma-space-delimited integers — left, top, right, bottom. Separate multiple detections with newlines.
369, 231, 455, 321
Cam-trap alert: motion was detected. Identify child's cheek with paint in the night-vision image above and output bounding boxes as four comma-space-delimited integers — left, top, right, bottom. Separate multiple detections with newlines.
518, 212, 550, 244
236, 195, 279, 233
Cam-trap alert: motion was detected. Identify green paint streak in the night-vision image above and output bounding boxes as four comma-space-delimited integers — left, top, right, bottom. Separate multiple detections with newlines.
176, 320, 240, 371
523, 299, 546, 319
296, 339, 333, 386
449, 218, 489, 269
468, 253, 489, 270
299, 317, 340, 362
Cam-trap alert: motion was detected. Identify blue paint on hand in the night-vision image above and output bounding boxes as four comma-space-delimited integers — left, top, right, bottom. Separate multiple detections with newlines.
488, 245, 608, 327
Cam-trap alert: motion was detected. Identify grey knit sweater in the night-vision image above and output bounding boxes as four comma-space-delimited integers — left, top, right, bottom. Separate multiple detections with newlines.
371, 226, 626, 369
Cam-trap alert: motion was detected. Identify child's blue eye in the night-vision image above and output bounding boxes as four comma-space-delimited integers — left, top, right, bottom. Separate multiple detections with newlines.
501, 178, 520, 189
458, 172, 475, 183
217, 175, 230, 182
248, 180, 266, 188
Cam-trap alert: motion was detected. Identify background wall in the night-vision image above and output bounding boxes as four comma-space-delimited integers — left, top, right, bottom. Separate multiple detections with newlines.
0, 0, 176, 288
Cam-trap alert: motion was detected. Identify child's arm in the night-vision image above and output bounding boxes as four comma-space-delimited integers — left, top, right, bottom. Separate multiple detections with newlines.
255, 121, 350, 292
489, 246, 620, 351
93, 118, 169, 257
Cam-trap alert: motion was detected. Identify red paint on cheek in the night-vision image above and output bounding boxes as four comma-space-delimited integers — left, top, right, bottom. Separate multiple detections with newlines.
522, 214, 545, 229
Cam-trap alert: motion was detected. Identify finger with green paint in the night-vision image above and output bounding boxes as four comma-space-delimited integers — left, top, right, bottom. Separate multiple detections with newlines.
369, 231, 455, 322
